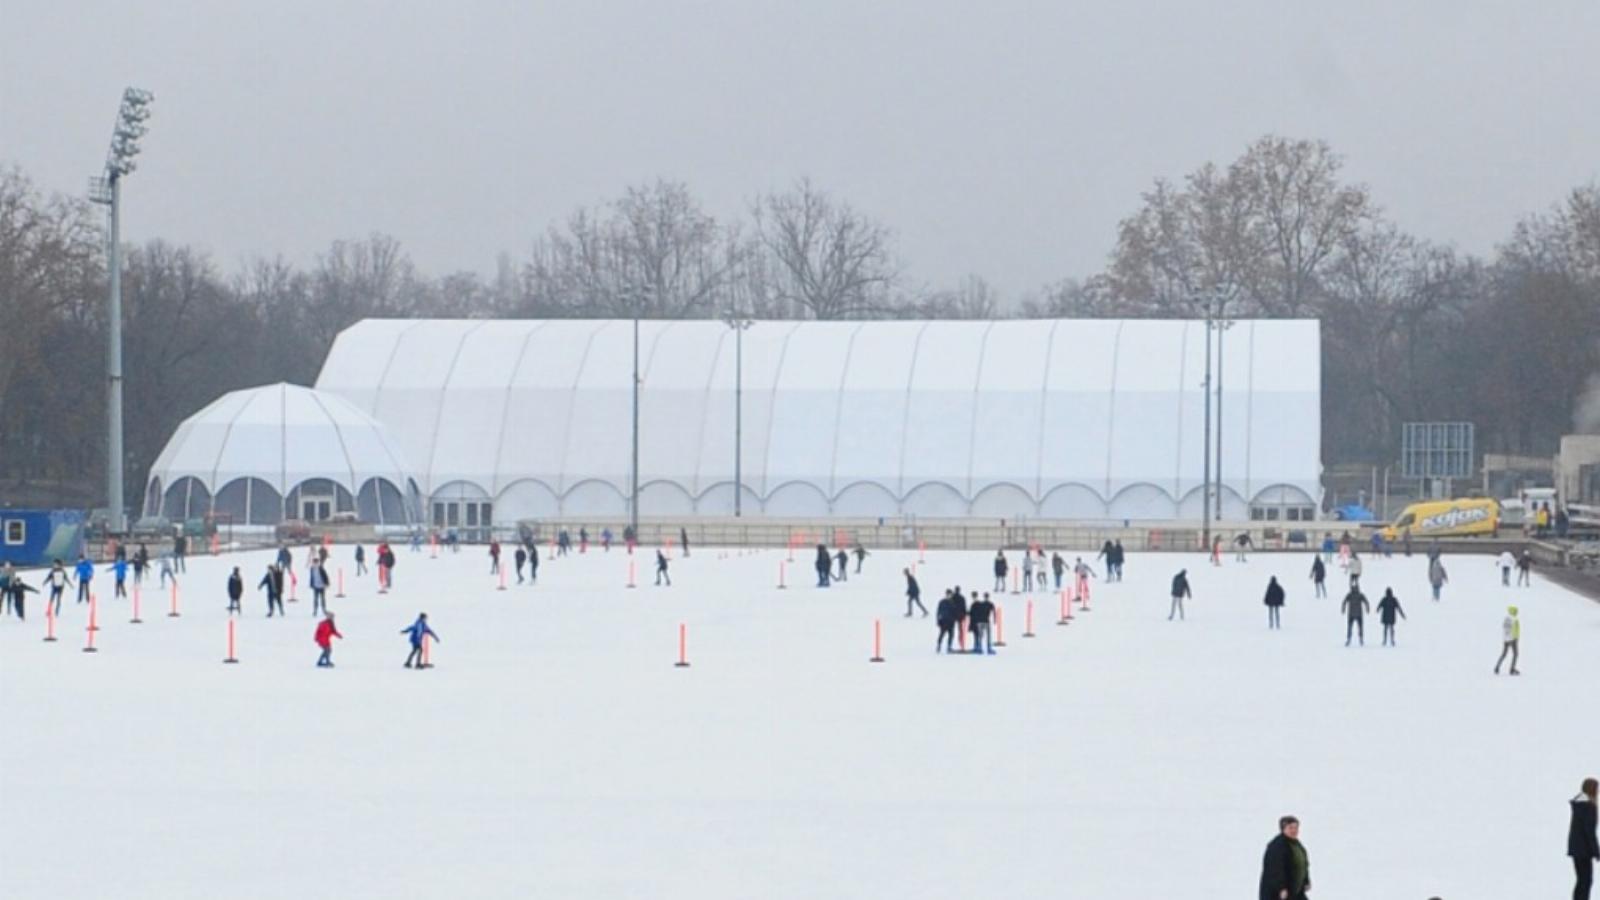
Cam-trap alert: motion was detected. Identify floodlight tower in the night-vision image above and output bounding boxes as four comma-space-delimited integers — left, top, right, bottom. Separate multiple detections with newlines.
722, 311, 754, 516
88, 87, 155, 534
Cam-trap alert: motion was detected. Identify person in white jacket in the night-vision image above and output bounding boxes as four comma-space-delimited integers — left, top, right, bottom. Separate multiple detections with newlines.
1497, 550, 1516, 587
1495, 605, 1521, 675
1346, 553, 1363, 589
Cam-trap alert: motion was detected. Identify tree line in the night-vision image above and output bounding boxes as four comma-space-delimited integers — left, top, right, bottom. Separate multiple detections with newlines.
1, 135, 1596, 511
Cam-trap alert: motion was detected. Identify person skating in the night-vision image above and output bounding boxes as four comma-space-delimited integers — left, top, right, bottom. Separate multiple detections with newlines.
853, 543, 868, 574
1342, 586, 1370, 646
968, 592, 996, 655
1111, 540, 1126, 581
514, 546, 527, 584
132, 543, 149, 584
259, 564, 285, 617
1495, 606, 1521, 675
309, 562, 330, 615
173, 532, 188, 573
1428, 556, 1448, 601
74, 555, 94, 604
276, 544, 293, 573
935, 590, 957, 653
1497, 550, 1515, 587
1072, 558, 1097, 599
1571, 777, 1599, 900
814, 544, 831, 587
1320, 533, 1336, 563
655, 549, 671, 586
904, 568, 927, 617
0, 563, 12, 616
951, 587, 969, 650
833, 548, 849, 583
557, 529, 571, 557
314, 613, 342, 667
601, 527, 613, 552
993, 550, 1008, 592
1309, 556, 1327, 599
679, 527, 689, 558
580, 527, 590, 553
526, 542, 538, 584
1021, 550, 1036, 592
5, 575, 35, 621
1211, 535, 1224, 566
1051, 552, 1066, 590
1516, 549, 1533, 587
43, 560, 71, 617
354, 543, 368, 576
1259, 815, 1311, 900
1264, 576, 1285, 630
1169, 570, 1191, 621
489, 539, 501, 575
1376, 588, 1406, 646
157, 553, 176, 589
1234, 532, 1254, 562
1346, 552, 1363, 589
378, 542, 397, 587
1037, 548, 1051, 588
1096, 539, 1114, 575
401, 612, 439, 669
226, 567, 243, 614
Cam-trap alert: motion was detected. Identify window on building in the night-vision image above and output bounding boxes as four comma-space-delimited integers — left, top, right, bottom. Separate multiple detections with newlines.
1250, 507, 1265, 521
4, 520, 23, 545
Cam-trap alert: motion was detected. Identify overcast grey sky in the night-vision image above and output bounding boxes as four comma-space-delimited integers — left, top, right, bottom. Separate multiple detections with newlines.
3, 1, 1597, 298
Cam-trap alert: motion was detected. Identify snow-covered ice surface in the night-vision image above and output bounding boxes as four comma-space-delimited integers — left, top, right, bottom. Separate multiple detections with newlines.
2, 544, 1596, 899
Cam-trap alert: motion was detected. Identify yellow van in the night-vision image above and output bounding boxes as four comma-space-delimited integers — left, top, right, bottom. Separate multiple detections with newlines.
1380, 498, 1500, 541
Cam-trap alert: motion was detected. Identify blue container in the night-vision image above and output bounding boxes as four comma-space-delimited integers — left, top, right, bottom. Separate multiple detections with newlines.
0, 510, 87, 568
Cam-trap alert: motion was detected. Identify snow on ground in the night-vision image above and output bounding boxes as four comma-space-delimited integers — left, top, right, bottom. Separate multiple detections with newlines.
2, 542, 1596, 899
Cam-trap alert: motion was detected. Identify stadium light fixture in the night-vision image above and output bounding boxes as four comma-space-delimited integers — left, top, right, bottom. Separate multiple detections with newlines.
723, 312, 755, 517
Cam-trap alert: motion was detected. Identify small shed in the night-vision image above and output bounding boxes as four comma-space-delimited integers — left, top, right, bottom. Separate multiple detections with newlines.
0, 509, 87, 568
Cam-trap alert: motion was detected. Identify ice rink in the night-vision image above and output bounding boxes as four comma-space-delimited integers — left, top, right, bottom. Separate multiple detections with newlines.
2, 541, 1596, 898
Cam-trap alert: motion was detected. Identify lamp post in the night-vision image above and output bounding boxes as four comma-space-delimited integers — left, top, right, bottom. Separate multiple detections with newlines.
88, 87, 155, 535
631, 307, 641, 538
1201, 310, 1212, 551
1212, 316, 1235, 524
723, 312, 754, 516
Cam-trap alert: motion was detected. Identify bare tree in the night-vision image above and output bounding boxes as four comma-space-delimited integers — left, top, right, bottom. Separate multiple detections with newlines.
753, 178, 897, 319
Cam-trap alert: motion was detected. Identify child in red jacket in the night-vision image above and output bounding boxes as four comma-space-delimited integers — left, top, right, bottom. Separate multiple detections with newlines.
315, 613, 342, 667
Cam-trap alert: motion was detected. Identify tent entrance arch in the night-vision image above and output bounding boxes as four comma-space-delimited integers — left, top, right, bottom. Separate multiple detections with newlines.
431, 482, 492, 540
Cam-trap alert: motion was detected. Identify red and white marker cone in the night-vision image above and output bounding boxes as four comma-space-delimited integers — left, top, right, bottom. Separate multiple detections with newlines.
674, 623, 691, 668
224, 618, 239, 664
870, 619, 885, 663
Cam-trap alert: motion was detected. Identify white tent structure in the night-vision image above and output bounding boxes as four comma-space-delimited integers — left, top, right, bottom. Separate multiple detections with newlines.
142, 383, 419, 526
312, 319, 1321, 525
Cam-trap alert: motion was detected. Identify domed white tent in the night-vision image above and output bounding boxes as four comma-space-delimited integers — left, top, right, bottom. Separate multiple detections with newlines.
142, 383, 419, 526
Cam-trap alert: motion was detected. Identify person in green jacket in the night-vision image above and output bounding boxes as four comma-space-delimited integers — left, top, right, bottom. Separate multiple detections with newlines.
1495, 606, 1521, 675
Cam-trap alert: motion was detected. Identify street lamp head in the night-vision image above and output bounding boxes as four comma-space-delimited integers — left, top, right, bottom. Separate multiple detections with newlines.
99, 86, 155, 181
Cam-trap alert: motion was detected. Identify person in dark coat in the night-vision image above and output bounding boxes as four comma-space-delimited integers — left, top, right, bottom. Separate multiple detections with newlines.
259, 564, 285, 617
1111, 540, 1126, 581
833, 548, 849, 582
354, 544, 368, 576
1263, 576, 1285, 629
853, 544, 868, 574
1259, 815, 1311, 900
1376, 588, 1406, 646
968, 592, 995, 655
1572, 777, 1600, 900
951, 587, 969, 650
1342, 587, 1370, 646
527, 542, 539, 583
814, 544, 831, 587
514, 546, 527, 583
1309, 556, 1327, 598
227, 567, 243, 614
935, 591, 957, 653
679, 527, 689, 558
992, 551, 1008, 592
6, 576, 35, 621
1051, 552, 1066, 590
655, 550, 671, 586
904, 568, 926, 617
1169, 570, 1191, 621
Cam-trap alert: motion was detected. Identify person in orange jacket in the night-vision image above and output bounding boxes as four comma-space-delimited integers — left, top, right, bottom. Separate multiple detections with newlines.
315, 613, 342, 667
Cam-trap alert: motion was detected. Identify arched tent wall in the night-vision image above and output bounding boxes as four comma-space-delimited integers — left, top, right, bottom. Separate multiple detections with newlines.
312, 319, 1321, 521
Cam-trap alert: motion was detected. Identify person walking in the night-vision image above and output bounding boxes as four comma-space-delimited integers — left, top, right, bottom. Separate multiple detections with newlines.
968, 592, 995, 655
904, 568, 927, 617
226, 567, 244, 614
1495, 606, 1521, 675
1309, 556, 1327, 599
1259, 815, 1311, 900
993, 550, 1008, 593
400, 612, 438, 669
314, 613, 342, 667
1264, 576, 1285, 630
1376, 588, 1406, 646
655, 549, 671, 586
43, 560, 71, 617
1169, 570, 1191, 621
1428, 556, 1448, 601
1342, 586, 1370, 646
1497, 550, 1516, 587
814, 544, 831, 588
74, 555, 94, 604
259, 564, 285, 618
309, 562, 330, 615
1571, 777, 1599, 900
935, 590, 957, 653
354, 544, 367, 576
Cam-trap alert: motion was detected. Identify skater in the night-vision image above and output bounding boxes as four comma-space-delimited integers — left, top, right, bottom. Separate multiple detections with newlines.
378, 542, 396, 588
259, 564, 285, 617
1346, 552, 1363, 589
1571, 777, 1599, 900
1234, 531, 1254, 562
1342, 586, 1370, 646
1263, 576, 1285, 629
1051, 552, 1066, 590
514, 546, 527, 583
1516, 549, 1533, 587
557, 529, 571, 557
904, 568, 927, 617
935, 590, 957, 653
1259, 815, 1311, 900
1402, 527, 1413, 557
173, 532, 188, 573
968, 592, 995, 654
1096, 539, 1114, 574
276, 544, 294, 573
1309, 555, 1327, 598
679, 527, 689, 558
157, 553, 176, 589
309, 561, 330, 615
132, 544, 148, 584
1376, 588, 1406, 646
853, 543, 868, 574
527, 541, 539, 584
42, 560, 71, 616
1497, 550, 1515, 587
655, 549, 671, 586
1021, 550, 1036, 591
951, 587, 969, 650
1211, 535, 1224, 566
1111, 540, 1126, 581
814, 544, 832, 587
314, 613, 342, 667
993, 550, 1008, 592
579, 527, 589, 553
1169, 569, 1191, 621
226, 567, 243, 614
1320, 533, 1336, 563
401, 612, 439, 668
1036, 549, 1050, 589
833, 547, 849, 583
1429, 556, 1448, 601
5, 574, 35, 621
354, 544, 368, 576
489, 539, 501, 574
1494, 606, 1521, 675
74, 555, 94, 604
600, 527, 613, 552
624, 525, 636, 555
